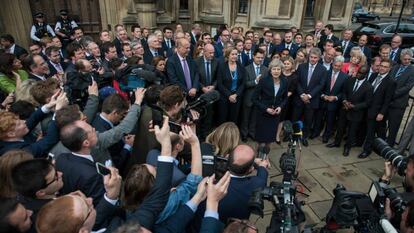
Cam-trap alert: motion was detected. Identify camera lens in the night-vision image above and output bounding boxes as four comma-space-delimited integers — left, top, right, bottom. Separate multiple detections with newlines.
373, 138, 407, 176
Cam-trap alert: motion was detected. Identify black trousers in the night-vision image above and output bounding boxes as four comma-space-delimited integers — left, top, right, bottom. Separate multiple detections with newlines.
312, 107, 325, 137
292, 104, 315, 139
240, 104, 257, 138
323, 110, 339, 139
334, 109, 361, 148
387, 107, 406, 147
217, 97, 242, 125
363, 118, 387, 153
198, 104, 214, 140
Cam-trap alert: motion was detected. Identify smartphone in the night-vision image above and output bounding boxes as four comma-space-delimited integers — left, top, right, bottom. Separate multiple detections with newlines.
96, 162, 111, 176
168, 121, 182, 134
152, 109, 164, 128
214, 156, 228, 183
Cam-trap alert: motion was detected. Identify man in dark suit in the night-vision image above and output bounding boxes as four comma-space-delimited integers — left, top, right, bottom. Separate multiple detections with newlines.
313, 56, 347, 143
214, 29, 230, 58
318, 47, 336, 72
100, 41, 117, 88
92, 94, 133, 171
359, 59, 395, 158
113, 28, 129, 58
240, 48, 267, 141
339, 29, 355, 62
161, 26, 175, 58
0, 34, 28, 60
292, 48, 327, 146
11, 159, 63, 230
22, 54, 50, 81
195, 44, 219, 138
262, 30, 276, 58
188, 145, 268, 232
387, 49, 414, 147
143, 33, 164, 64
328, 65, 373, 156
166, 38, 200, 98
39, 118, 175, 233
234, 39, 249, 66
243, 38, 254, 64
367, 56, 381, 82
356, 34, 372, 65
390, 34, 403, 64
46, 46, 67, 77
190, 24, 202, 45
275, 30, 299, 58
318, 24, 339, 51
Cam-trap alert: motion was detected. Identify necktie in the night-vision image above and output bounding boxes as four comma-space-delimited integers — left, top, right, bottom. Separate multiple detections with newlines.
182, 59, 192, 89
390, 50, 396, 60
307, 64, 314, 85
372, 76, 381, 92
353, 80, 360, 92
286, 44, 290, 50
238, 54, 242, 64
154, 50, 158, 56
343, 41, 348, 52
330, 72, 337, 91
56, 63, 63, 73
167, 40, 171, 49
206, 61, 211, 85
247, 51, 250, 59
256, 65, 260, 77
395, 65, 407, 78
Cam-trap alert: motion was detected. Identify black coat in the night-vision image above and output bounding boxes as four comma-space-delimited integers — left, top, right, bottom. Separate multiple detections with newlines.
195, 56, 219, 88
252, 75, 288, 113
321, 70, 347, 111
166, 53, 200, 92
367, 74, 396, 119
217, 61, 246, 98
342, 78, 373, 122
389, 65, 414, 108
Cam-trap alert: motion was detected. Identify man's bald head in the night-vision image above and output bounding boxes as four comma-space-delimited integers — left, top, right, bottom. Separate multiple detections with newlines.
203, 44, 215, 60
228, 145, 255, 176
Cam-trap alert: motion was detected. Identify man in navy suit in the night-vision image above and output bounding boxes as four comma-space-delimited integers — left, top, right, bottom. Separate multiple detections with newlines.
356, 34, 372, 65
22, 54, 50, 81
92, 94, 133, 171
166, 38, 200, 98
143, 34, 164, 64
262, 30, 275, 58
339, 29, 355, 62
318, 24, 339, 51
161, 26, 175, 58
390, 34, 403, 64
190, 24, 202, 45
313, 56, 347, 143
275, 30, 299, 58
318, 47, 335, 72
359, 59, 395, 158
0, 34, 28, 60
234, 39, 249, 66
243, 38, 254, 64
292, 48, 327, 146
46, 46, 66, 77
214, 29, 230, 58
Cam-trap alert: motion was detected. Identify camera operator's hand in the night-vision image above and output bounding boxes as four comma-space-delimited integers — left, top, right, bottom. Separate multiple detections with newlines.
124, 134, 135, 146
191, 177, 208, 205
180, 124, 199, 146
134, 88, 146, 106
255, 158, 270, 169
55, 92, 69, 111
1, 92, 15, 109
154, 116, 172, 156
97, 66, 105, 75
188, 109, 200, 122
104, 167, 122, 200
44, 90, 61, 110
207, 172, 231, 211
385, 198, 394, 220
88, 81, 99, 97
189, 88, 197, 97
382, 161, 396, 182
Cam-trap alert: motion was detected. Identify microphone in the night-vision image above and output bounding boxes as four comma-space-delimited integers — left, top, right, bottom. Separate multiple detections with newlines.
186, 90, 220, 110
292, 121, 303, 137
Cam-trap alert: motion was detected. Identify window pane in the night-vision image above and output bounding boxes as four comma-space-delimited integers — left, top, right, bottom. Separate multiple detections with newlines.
238, 0, 248, 14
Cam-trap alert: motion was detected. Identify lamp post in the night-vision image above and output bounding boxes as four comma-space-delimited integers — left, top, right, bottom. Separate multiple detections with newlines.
395, 0, 407, 33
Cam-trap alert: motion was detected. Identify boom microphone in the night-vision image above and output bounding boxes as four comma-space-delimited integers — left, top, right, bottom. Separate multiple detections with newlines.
186, 90, 220, 110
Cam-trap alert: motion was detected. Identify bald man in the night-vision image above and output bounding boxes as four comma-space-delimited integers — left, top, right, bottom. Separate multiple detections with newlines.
195, 43, 219, 138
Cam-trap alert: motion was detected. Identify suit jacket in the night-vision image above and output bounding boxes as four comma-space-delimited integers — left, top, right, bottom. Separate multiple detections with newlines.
339, 40, 356, 61
367, 74, 396, 119
237, 52, 249, 66
28, 73, 47, 81
242, 50, 254, 65
217, 61, 246, 98
190, 33, 199, 45
243, 63, 267, 107
166, 53, 200, 92
195, 56, 219, 88
47, 60, 67, 77
161, 39, 175, 58
113, 37, 123, 58
252, 75, 288, 113
143, 48, 164, 65
295, 62, 328, 109
0, 108, 59, 158
343, 78, 373, 122
214, 42, 225, 58
322, 70, 347, 111
318, 34, 339, 50
92, 115, 130, 171
359, 46, 372, 65
13, 44, 28, 59
390, 48, 402, 63
275, 42, 299, 58
389, 65, 414, 108
56, 153, 105, 206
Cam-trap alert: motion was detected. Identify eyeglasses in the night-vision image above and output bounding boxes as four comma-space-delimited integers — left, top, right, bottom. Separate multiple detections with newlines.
227, 218, 258, 232
43, 168, 59, 188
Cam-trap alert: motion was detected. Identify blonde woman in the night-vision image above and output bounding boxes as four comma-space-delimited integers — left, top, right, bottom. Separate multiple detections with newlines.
205, 122, 240, 157
341, 48, 366, 77
294, 48, 307, 70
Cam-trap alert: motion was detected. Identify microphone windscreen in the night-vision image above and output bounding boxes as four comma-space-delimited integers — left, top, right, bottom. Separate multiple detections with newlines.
199, 90, 220, 103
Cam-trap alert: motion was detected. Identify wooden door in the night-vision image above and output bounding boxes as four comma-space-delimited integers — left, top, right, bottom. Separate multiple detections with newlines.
29, 0, 102, 39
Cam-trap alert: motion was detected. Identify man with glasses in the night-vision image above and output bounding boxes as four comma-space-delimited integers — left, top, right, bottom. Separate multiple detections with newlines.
390, 34, 403, 64
214, 29, 230, 58
11, 159, 63, 230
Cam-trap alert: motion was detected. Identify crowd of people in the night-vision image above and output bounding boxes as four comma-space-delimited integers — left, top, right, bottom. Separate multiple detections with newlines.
0, 8, 414, 233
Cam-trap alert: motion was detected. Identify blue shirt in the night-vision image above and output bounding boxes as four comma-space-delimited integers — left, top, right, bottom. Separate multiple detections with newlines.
230, 70, 238, 92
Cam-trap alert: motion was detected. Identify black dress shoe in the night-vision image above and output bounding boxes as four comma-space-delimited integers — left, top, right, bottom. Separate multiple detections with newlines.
358, 151, 370, 159
326, 142, 340, 148
343, 147, 350, 157
302, 139, 309, 147
276, 140, 281, 145
322, 137, 329, 143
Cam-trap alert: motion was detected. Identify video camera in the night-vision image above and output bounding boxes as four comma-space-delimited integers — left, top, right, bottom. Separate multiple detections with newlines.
248, 121, 305, 233
373, 138, 407, 176
322, 182, 402, 233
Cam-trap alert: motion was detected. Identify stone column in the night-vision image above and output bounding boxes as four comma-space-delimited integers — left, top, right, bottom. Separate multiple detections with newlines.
134, 0, 158, 29
0, 0, 33, 49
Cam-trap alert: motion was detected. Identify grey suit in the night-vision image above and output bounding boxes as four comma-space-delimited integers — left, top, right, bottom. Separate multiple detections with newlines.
240, 63, 267, 138
387, 65, 414, 146
50, 104, 141, 164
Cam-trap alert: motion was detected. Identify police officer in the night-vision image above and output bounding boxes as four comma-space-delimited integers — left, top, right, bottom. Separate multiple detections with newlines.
30, 12, 55, 42
54, 9, 78, 48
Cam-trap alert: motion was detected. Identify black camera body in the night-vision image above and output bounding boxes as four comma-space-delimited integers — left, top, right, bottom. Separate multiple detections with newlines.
373, 138, 407, 176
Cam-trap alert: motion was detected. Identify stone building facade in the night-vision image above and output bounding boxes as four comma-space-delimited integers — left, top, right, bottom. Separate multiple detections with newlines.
1, 0, 355, 49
